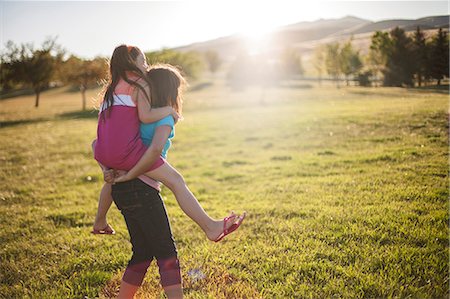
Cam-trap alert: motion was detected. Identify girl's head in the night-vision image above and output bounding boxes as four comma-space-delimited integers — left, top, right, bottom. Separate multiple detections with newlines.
109, 44, 148, 76
147, 64, 186, 115
102, 44, 150, 113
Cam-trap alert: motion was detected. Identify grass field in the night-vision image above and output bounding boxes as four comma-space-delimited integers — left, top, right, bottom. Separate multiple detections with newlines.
0, 81, 448, 298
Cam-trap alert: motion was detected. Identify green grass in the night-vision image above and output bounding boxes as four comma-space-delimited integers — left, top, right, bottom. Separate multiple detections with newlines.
0, 82, 448, 298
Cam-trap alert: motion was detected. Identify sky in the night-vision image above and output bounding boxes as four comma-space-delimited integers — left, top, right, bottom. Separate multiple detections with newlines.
1, 1, 448, 59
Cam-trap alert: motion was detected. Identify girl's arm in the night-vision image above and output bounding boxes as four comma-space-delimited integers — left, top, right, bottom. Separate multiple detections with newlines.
114, 125, 172, 183
134, 81, 180, 124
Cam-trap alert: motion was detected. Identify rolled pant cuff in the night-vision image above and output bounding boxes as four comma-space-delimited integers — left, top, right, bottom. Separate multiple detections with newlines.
122, 260, 151, 286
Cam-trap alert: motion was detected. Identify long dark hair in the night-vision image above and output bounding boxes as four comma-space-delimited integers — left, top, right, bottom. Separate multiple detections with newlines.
147, 64, 186, 115
101, 44, 150, 115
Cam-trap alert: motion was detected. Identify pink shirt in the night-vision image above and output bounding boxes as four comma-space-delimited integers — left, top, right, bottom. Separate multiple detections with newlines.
94, 75, 161, 191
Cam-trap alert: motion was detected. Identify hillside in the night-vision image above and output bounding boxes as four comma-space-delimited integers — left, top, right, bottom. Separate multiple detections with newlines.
174, 16, 371, 60
340, 15, 449, 35
175, 15, 449, 61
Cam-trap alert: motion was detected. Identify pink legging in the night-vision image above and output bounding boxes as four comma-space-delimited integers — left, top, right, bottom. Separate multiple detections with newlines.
122, 256, 181, 287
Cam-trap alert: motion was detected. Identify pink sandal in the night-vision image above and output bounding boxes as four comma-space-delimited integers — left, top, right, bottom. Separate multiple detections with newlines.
91, 224, 115, 235
214, 212, 246, 242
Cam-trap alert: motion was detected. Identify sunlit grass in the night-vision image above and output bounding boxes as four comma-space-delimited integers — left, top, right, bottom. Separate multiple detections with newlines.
0, 81, 448, 298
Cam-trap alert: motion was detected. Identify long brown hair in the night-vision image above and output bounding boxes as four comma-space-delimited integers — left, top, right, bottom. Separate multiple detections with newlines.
101, 45, 150, 114
147, 64, 186, 115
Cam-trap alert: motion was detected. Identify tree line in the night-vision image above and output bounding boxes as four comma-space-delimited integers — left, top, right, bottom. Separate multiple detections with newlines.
0, 40, 220, 108
1, 39, 108, 108
314, 27, 449, 87
1, 27, 448, 108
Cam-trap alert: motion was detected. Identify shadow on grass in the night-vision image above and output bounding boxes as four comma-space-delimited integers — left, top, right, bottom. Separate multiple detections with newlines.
349, 84, 449, 97
1, 109, 98, 129
46, 211, 91, 228
347, 90, 397, 97
0, 88, 35, 100
0, 118, 49, 129
280, 82, 314, 89
59, 109, 99, 120
407, 84, 450, 94
0, 110, 98, 129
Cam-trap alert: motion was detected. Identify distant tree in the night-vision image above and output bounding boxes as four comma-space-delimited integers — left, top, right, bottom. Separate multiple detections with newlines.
279, 48, 304, 79
146, 49, 205, 79
383, 27, 415, 87
226, 51, 254, 90
339, 39, 363, 86
312, 45, 326, 85
325, 43, 342, 87
367, 31, 391, 86
62, 55, 107, 110
0, 41, 20, 92
227, 50, 280, 94
411, 27, 428, 87
357, 71, 372, 87
428, 28, 449, 86
204, 50, 222, 74
0, 65, 13, 92
1, 38, 64, 107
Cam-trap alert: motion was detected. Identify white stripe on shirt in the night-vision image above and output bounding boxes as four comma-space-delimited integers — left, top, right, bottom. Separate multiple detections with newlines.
100, 94, 136, 112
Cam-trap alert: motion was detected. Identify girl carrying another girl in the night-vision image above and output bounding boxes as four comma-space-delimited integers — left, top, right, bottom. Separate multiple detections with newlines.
92, 45, 245, 297
93, 44, 245, 242
107, 65, 187, 298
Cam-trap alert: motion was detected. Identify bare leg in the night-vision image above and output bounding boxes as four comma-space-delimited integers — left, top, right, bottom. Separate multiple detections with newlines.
143, 162, 239, 241
92, 183, 115, 233
117, 280, 139, 299
92, 140, 114, 233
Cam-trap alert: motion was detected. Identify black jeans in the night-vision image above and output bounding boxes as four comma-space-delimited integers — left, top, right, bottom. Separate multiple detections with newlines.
111, 179, 180, 286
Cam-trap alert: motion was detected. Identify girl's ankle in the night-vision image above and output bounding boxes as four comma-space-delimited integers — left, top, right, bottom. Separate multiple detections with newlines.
94, 218, 108, 228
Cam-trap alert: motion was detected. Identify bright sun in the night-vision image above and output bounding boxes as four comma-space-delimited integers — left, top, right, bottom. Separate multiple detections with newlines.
230, 3, 281, 55
184, 1, 317, 55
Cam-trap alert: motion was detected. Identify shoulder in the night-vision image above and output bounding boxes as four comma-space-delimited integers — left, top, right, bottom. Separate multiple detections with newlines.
130, 76, 150, 104
135, 76, 149, 86
132, 76, 150, 91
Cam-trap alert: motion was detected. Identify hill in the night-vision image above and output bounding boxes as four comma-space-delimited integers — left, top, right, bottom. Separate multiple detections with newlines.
175, 15, 449, 61
338, 15, 450, 36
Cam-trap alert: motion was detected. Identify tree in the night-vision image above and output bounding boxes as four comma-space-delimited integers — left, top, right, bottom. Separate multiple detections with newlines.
279, 48, 304, 79
312, 45, 326, 85
204, 50, 222, 74
1, 41, 20, 92
1, 38, 64, 107
325, 43, 342, 87
146, 49, 205, 79
340, 39, 363, 86
412, 26, 428, 87
226, 51, 254, 90
383, 27, 415, 87
63, 55, 107, 110
357, 71, 372, 87
428, 28, 449, 86
29, 49, 54, 107
368, 31, 391, 87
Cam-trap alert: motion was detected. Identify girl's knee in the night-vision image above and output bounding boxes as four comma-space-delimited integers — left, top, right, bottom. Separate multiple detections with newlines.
122, 260, 152, 287
164, 171, 185, 189
157, 256, 182, 288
